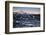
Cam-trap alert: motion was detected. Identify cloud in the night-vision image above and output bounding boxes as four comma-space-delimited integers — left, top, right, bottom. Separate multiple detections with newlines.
13, 9, 40, 14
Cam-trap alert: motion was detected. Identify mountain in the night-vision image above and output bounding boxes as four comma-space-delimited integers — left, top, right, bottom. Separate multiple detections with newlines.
13, 13, 40, 28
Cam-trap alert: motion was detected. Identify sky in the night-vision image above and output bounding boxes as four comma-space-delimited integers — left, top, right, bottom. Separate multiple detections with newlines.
13, 7, 40, 14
